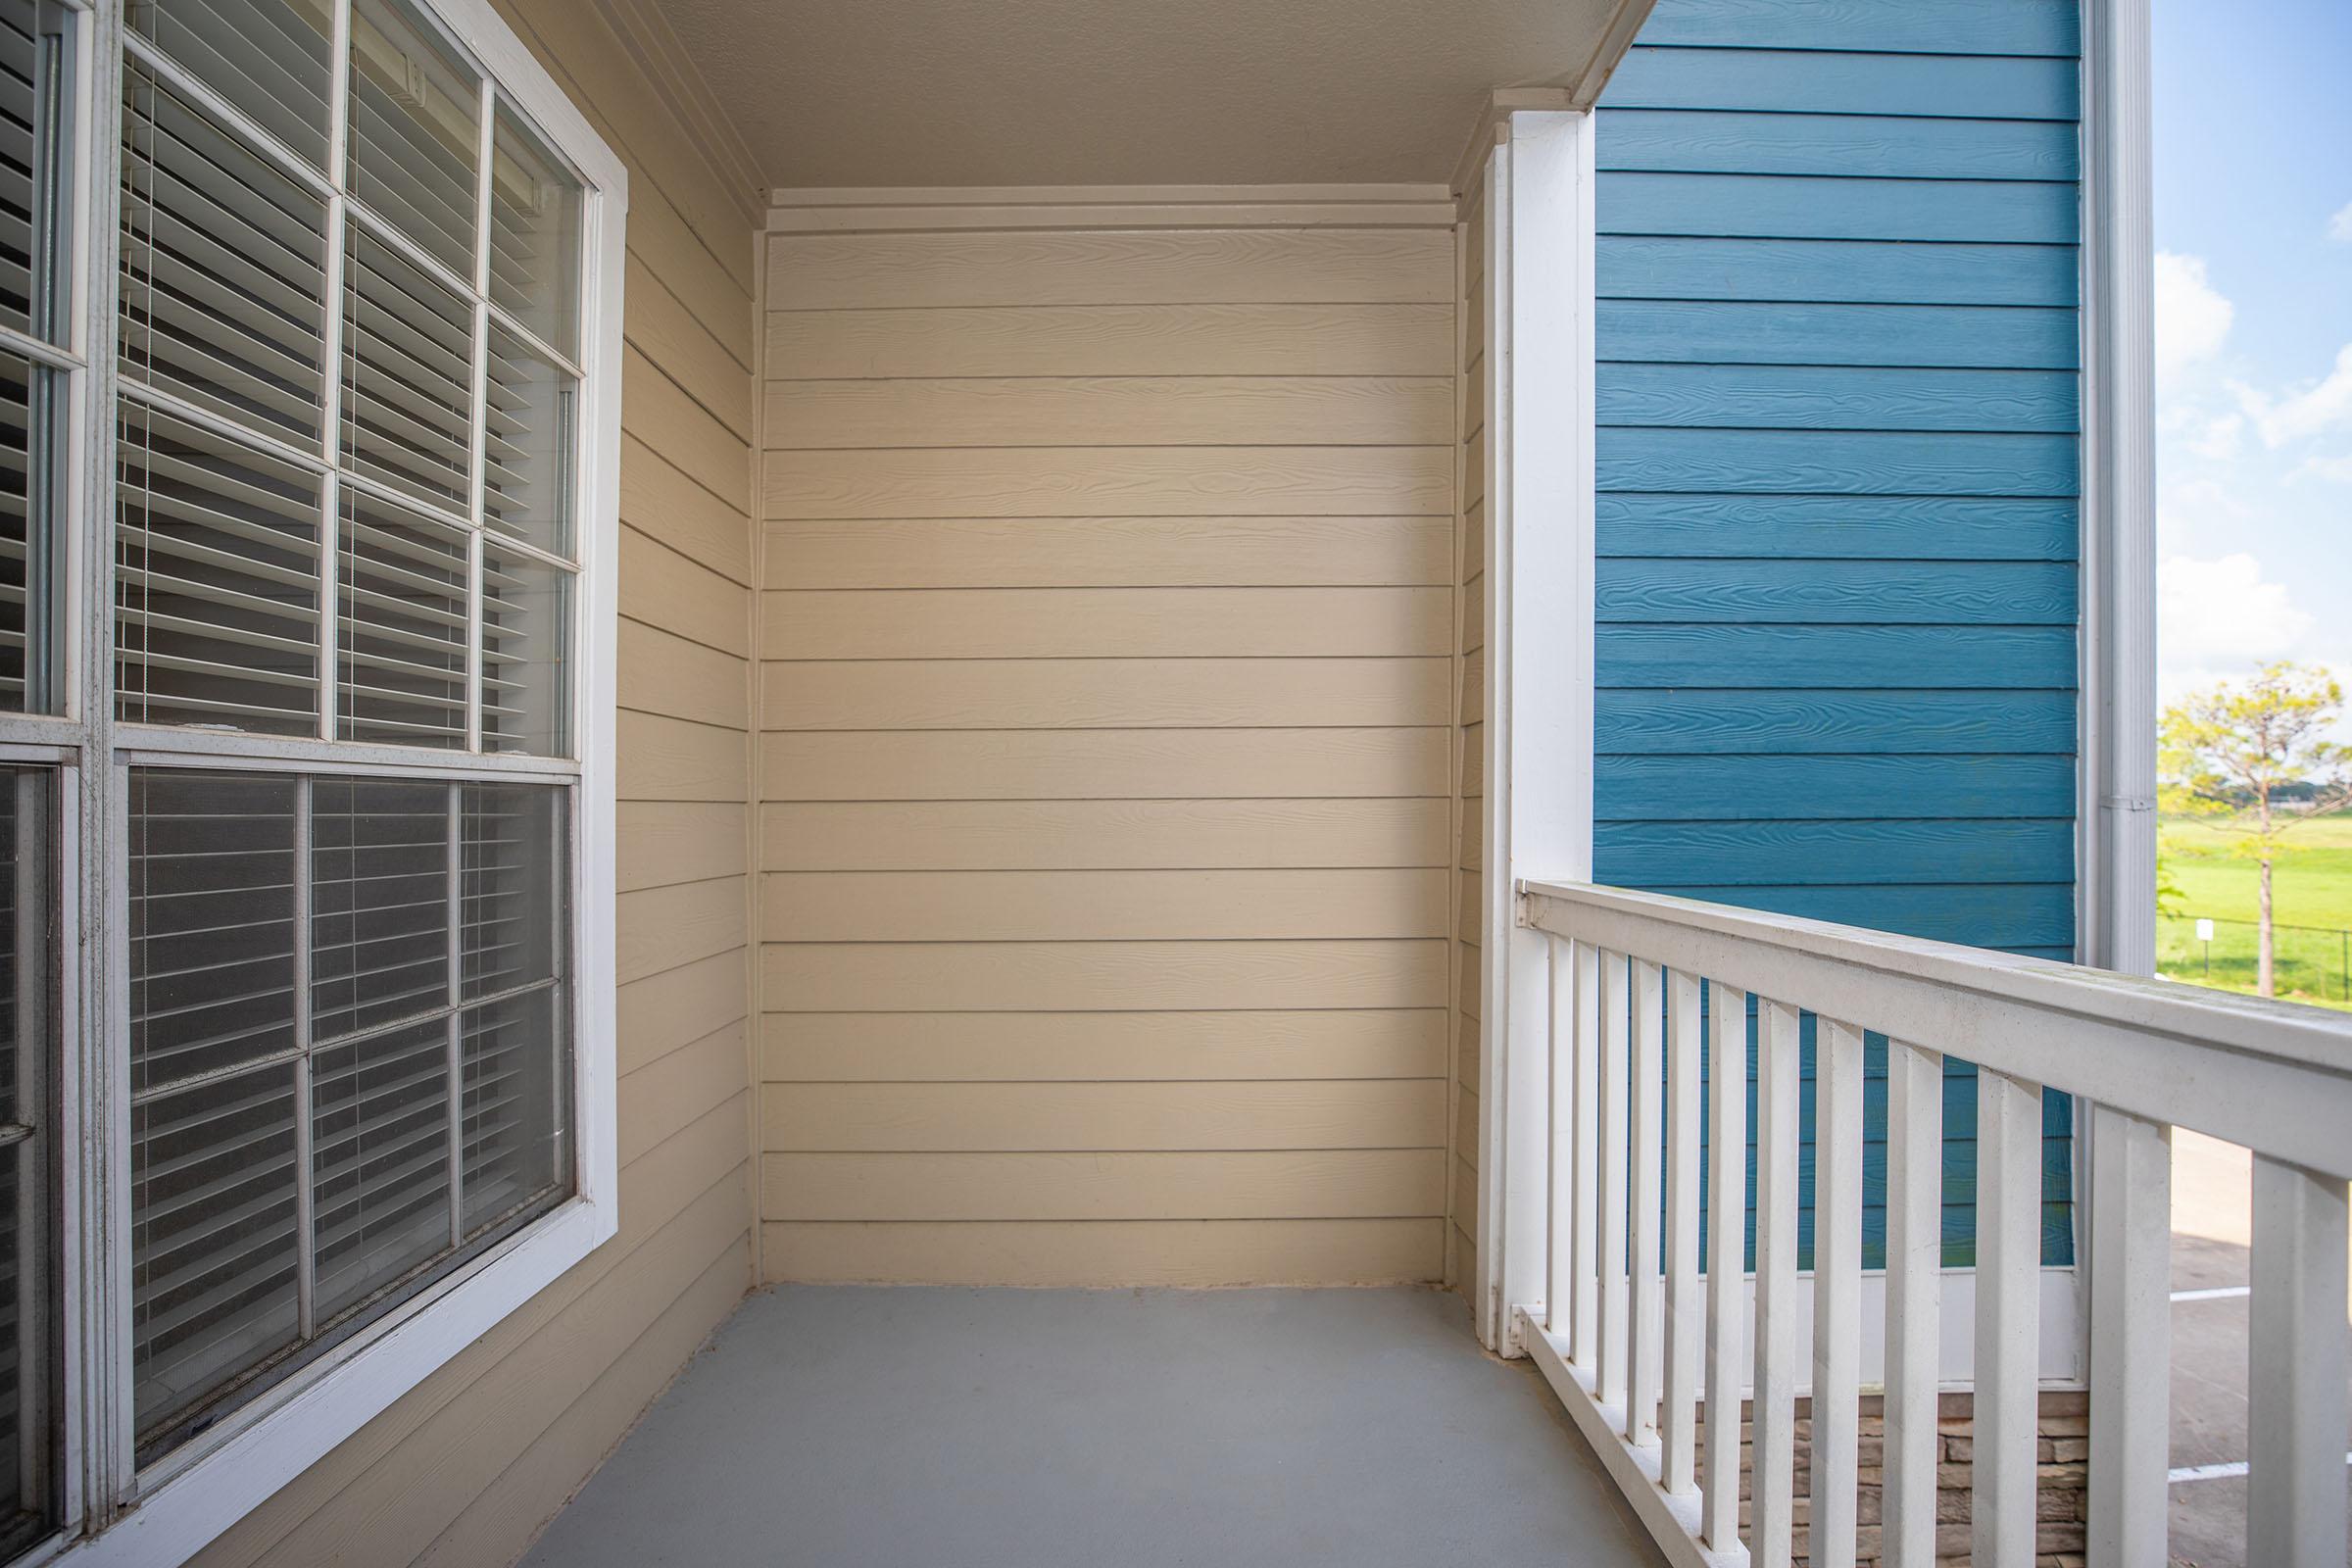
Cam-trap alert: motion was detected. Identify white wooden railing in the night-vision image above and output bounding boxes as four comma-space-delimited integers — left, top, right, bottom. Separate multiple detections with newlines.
1511, 879, 2352, 1568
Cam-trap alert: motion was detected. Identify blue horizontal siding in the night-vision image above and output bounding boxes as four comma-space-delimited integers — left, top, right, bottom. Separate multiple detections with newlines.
1601, 172, 2080, 244
1655, 883, 2079, 945
1603, 46, 2080, 120
1601, 300, 2079, 369
1596, 494, 2079, 561
1599, 237, 2079, 307
1598, 559, 2079, 623
1594, 755, 2079, 820
1645, 883, 2076, 949
1599, 364, 2080, 432
1596, 818, 2076, 887
1598, 428, 2080, 496
1597, 624, 2078, 687
1596, 690, 2078, 755
1594, 2, 2080, 1267
1635, 0, 2081, 57
1598, 109, 2080, 181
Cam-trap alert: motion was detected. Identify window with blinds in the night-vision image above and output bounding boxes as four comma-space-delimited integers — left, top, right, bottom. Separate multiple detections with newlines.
0, 0, 613, 1545
108, 0, 590, 1467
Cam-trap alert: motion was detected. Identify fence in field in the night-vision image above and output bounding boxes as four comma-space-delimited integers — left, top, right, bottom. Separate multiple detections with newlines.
2157, 913, 2352, 1004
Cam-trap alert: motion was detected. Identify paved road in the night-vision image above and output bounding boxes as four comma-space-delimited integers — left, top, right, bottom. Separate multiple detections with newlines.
2165, 1131, 2352, 1566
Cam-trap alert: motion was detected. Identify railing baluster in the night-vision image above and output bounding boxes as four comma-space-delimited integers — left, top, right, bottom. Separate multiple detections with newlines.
1974, 1068, 2043, 1568
1811, 1019, 1865, 1568
1547, 938, 1573, 1340
1885, 1041, 1944, 1567
2086, 1103, 2170, 1568
1660, 969, 1702, 1494
1700, 982, 1746, 1553
1597, 950, 1631, 1407
1569, 938, 1600, 1365
1752, 998, 1802, 1568
2246, 1154, 2351, 1568
1627, 958, 1664, 1446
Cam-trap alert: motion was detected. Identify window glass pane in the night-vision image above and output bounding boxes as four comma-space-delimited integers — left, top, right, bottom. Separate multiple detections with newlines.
460, 986, 564, 1237
121, 57, 331, 446
116, 402, 323, 733
128, 769, 572, 1457
487, 99, 578, 357
481, 322, 573, 558
0, 767, 57, 1554
479, 543, 566, 756
311, 1015, 449, 1322
0, 347, 62, 715
340, 220, 472, 514
128, 769, 299, 1095
335, 484, 466, 748
129, 0, 333, 172
130, 1062, 300, 1450
345, 0, 478, 279
460, 781, 563, 999
0, 0, 75, 344
312, 778, 448, 1041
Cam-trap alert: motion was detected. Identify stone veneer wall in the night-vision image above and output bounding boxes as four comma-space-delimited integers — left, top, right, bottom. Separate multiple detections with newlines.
1705, 1390, 2091, 1566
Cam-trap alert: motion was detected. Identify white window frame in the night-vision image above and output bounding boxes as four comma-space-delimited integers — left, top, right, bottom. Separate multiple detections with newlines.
0, 2, 629, 1564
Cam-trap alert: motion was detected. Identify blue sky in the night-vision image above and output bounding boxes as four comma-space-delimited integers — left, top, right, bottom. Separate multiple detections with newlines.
2151, 0, 2352, 701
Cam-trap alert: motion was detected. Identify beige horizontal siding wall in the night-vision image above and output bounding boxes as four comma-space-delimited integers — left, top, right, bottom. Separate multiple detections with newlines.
192, 3, 760, 1565
760, 196, 1458, 1285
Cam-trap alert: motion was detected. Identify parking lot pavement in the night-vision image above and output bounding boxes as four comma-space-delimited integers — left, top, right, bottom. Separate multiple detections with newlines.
2165, 1132, 2352, 1567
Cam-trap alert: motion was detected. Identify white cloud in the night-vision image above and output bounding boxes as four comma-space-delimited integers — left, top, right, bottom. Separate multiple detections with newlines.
2290, 452, 2352, 485
2158, 552, 2351, 703
2331, 200, 2352, 244
2186, 413, 2244, 461
2154, 252, 2233, 388
2233, 342, 2352, 446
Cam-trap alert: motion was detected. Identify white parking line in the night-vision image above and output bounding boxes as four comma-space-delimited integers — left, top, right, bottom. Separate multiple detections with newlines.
2170, 1453, 2352, 1485
2169, 1284, 2250, 1301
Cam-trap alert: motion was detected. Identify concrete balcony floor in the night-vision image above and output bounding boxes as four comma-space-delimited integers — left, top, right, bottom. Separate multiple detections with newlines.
519, 1284, 1667, 1567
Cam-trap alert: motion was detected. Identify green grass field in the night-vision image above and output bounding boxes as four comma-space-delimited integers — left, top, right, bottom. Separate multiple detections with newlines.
2158, 813, 2352, 1010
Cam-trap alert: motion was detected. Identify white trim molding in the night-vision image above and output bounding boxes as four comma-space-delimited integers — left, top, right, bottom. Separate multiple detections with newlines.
1475, 108, 1597, 1354
2078, 0, 2156, 978
763, 182, 1457, 232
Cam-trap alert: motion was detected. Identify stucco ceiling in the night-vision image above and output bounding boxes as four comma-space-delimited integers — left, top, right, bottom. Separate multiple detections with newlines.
661, 0, 1642, 191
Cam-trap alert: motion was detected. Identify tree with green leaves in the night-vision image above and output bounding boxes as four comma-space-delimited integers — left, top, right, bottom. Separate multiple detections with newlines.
2159, 662, 2352, 998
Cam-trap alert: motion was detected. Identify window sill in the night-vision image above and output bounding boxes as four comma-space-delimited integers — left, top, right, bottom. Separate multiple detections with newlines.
62, 1196, 612, 1568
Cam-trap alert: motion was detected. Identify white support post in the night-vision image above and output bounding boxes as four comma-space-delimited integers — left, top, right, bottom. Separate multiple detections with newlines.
2246, 1156, 2350, 1568
1885, 1041, 1944, 1568
1975, 1069, 2045, 1568
1811, 1020, 1864, 1568
1475, 106, 1594, 1355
